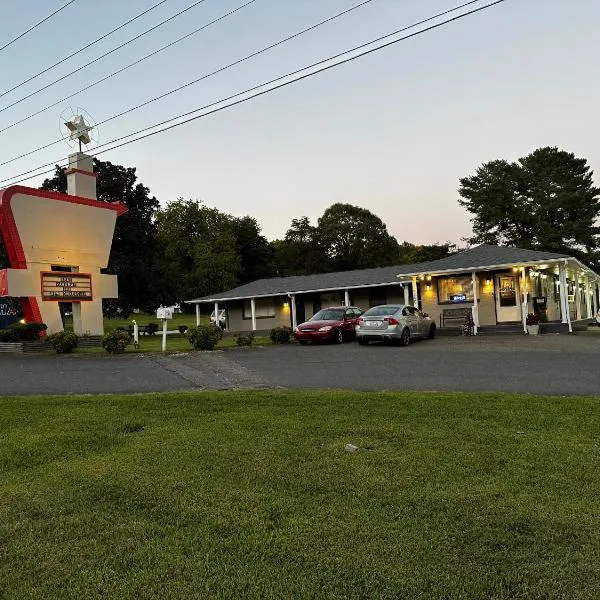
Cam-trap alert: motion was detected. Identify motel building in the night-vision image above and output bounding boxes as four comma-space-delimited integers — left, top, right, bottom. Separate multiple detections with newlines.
187, 245, 600, 336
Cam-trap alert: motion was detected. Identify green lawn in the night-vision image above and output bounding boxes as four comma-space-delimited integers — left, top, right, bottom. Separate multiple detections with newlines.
65, 312, 204, 332
1, 390, 599, 599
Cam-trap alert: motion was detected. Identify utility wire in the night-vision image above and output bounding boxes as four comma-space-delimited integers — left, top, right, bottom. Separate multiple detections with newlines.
0, 0, 170, 99
0, 0, 507, 187
1, 0, 473, 169
0, 0, 211, 114
0, 0, 259, 137
0, 0, 79, 55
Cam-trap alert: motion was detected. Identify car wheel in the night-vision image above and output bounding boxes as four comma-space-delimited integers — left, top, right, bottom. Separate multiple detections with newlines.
336, 329, 344, 344
358, 338, 368, 345
399, 328, 410, 347
428, 324, 436, 340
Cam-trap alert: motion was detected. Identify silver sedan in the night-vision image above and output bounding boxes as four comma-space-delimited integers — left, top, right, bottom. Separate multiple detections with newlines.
355, 304, 436, 346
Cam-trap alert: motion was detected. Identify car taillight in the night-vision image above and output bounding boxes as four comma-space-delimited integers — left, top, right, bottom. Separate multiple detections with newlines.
387, 317, 399, 325
358, 317, 364, 324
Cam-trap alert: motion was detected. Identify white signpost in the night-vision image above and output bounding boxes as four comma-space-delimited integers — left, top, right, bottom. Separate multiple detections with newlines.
156, 306, 173, 352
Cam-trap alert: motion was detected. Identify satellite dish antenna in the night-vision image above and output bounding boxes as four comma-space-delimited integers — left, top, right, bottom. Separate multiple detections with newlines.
59, 107, 99, 153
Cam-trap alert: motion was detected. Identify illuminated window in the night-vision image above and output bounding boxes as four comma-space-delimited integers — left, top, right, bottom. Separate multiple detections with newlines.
437, 276, 474, 304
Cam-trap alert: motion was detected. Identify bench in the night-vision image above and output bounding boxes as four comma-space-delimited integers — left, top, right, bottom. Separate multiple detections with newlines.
440, 307, 472, 328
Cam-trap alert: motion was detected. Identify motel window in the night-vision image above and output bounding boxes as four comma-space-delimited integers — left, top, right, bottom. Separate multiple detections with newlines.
242, 299, 276, 319
437, 276, 474, 304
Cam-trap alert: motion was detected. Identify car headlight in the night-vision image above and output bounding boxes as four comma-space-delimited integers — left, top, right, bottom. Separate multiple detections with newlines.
318, 326, 332, 332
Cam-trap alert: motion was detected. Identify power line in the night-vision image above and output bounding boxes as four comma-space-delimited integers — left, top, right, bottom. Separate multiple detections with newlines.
0, 0, 378, 155
0, 0, 211, 114
0, 0, 171, 100
0, 0, 472, 169
0, 0, 507, 188
0, 0, 259, 137
0, 0, 79, 55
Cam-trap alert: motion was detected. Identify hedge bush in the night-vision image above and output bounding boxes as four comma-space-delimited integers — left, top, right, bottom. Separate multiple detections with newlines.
0, 328, 18, 342
270, 326, 293, 344
188, 324, 223, 351
102, 330, 132, 354
47, 331, 79, 354
178, 325, 188, 334
236, 331, 255, 347
1, 322, 48, 342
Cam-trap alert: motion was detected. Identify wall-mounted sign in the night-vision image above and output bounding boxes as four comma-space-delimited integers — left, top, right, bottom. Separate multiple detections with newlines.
450, 294, 467, 303
41, 272, 93, 301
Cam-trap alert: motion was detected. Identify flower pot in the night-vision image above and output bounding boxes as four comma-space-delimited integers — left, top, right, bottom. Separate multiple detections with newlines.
526, 324, 540, 336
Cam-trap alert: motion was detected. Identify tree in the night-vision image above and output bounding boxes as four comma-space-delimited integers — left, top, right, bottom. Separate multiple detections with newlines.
231, 216, 274, 284
458, 147, 600, 260
40, 160, 167, 314
316, 203, 399, 271
155, 199, 240, 301
272, 217, 327, 276
397, 242, 457, 264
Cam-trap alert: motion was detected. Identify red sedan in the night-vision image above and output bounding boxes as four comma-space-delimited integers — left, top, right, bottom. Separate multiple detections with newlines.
294, 306, 363, 344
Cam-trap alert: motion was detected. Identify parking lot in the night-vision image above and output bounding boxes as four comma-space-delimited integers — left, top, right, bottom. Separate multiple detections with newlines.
1, 333, 600, 396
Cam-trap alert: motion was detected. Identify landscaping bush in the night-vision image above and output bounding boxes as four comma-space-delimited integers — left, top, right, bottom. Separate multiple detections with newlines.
146, 323, 159, 336
0, 328, 18, 342
47, 331, 79, 354
236, 331, 255, 347
270, 326, 293, 344
188, 324, 223, 351
7, 322, 47, 341
102, 330, 132, 354
178, 325, 188, 334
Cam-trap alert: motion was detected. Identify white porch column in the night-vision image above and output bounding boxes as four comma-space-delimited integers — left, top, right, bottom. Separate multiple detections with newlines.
214, 302, 219, 328
471, 271, 479, 335
558, 262, 572, 332
403, 283, 409, 306
290, 294, 297, 329
575, 279, 582, 321
411, 277, 419, 309
585, 277, 592, 319
344, 289, 350, 306
520, 267, 528, 333
250, 297, 257, 331
195, 303, 201, 326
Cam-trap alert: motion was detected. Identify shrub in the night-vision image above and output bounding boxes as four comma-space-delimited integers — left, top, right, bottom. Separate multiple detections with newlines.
188, 324, 223, 351
236, 331, 255, 347
526, 313, 541, 326
47, 331, 79, 354
102, 330, 132, 354
270, 326, 293, 344
178, 325, 188, 334
0, 328, 18, 342
8, 322, 47, 341
146, 323, 159, 336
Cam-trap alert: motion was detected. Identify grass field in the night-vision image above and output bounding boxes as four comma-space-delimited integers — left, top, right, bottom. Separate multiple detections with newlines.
1, 390, 600, 599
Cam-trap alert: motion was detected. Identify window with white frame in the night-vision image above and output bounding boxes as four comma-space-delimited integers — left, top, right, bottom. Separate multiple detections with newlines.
437, 276, 474, 304
243, 299, 276, 319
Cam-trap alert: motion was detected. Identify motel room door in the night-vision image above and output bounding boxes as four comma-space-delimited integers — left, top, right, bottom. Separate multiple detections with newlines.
495, 274, 521, 322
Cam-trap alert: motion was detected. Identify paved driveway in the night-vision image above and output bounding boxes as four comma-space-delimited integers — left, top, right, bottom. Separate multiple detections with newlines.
1, 334, 599, 396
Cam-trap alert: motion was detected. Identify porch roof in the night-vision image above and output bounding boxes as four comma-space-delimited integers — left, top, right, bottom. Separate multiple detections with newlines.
186, 244, 595, 304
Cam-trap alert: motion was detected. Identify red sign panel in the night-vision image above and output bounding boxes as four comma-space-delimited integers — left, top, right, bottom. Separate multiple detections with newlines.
41, 272, 93, 302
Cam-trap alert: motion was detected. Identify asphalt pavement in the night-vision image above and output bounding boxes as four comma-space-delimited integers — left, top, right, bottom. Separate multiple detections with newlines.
1, 334, 599, 397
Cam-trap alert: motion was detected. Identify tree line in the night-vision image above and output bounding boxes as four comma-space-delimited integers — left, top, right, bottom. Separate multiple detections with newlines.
0, 146, 597, 315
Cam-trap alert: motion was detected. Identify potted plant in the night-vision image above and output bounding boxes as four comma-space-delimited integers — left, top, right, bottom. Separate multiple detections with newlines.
526, 313, 541, 335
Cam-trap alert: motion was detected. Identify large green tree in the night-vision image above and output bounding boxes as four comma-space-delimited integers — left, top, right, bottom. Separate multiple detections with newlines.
397, 242, 457, 264
316, 203, 400, 271
458, 147, 600, 260
40, 160, 167, 314
272, 216, 327, 276
231, 216, 274, 284
155, 199, 240, 301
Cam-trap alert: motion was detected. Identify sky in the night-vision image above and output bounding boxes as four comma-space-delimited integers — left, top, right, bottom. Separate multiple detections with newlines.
1, 0, 599, 245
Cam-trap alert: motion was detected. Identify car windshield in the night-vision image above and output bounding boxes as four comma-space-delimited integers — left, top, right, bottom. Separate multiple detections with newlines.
363, 305, 401, 317
311, 309, 345, 321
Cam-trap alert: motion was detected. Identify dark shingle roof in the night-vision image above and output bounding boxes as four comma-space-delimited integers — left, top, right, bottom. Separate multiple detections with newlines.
188, 245, 575, 302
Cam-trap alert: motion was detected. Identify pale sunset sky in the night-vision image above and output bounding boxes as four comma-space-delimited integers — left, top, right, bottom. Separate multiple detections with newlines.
0, 0, 598, 245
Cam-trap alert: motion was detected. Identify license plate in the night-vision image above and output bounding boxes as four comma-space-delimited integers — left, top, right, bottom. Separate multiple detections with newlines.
366, 321, 382, 326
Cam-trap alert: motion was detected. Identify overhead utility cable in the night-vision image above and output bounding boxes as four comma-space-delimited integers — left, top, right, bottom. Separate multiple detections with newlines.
0, 0, 79, 55
0, 0, 507, 187
0, 0, 211, 114
0, 0, 260, 137
0, 0, 376, 151
0, 0, 170, 99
